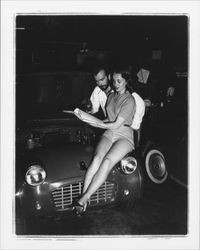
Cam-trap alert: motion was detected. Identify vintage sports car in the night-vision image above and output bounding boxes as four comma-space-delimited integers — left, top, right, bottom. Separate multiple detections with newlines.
15, 72, 144, 231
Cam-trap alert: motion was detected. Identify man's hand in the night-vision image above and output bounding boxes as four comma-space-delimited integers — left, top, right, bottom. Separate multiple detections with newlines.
144, 99, 152, 107
81, 98, 92, 113
167, 87, 175, 97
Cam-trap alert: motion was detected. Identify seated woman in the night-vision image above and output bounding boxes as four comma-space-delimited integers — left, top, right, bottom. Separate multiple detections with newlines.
73, 67, 136, 216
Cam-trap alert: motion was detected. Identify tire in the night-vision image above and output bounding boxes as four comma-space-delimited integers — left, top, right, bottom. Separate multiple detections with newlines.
144, 146, 168, 184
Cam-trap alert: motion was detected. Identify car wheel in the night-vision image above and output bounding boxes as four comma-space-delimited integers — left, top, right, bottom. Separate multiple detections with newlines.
145, 146, 168, 184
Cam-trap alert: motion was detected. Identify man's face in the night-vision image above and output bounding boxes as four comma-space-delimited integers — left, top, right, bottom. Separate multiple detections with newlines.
94, 70, 109, 91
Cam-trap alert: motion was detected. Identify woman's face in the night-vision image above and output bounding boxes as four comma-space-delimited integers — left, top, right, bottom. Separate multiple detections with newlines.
112, 73, 127, 93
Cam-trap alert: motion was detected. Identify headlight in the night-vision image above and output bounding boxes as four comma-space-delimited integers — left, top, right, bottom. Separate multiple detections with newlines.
25, 165, 46, 186
120, 156, 137, 175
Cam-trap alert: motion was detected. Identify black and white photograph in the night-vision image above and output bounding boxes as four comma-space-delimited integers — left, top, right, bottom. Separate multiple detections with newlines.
15, 14, 188, 236
1, 1, 200, 250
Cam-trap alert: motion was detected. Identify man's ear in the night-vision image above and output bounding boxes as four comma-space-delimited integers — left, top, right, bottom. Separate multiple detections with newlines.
108, 74, 111, 81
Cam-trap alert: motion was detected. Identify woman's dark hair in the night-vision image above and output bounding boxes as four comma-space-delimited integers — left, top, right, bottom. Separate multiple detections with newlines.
112, 67, 133, 93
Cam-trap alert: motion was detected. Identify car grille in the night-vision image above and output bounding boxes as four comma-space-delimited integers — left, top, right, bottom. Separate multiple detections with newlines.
52, 181, 116, 211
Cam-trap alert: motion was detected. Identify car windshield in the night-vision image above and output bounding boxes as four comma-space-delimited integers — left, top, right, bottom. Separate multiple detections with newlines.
16, 71, 94, 126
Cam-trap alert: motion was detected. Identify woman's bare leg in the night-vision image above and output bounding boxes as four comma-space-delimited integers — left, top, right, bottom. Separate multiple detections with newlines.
82, 136, 112, 197
79, 139, 133, 207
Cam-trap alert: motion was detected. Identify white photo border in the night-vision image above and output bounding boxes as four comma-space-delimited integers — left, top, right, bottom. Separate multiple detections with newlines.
1, 1, 200, 250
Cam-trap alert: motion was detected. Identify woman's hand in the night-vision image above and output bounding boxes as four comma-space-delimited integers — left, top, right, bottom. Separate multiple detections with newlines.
74, 108, 82, 120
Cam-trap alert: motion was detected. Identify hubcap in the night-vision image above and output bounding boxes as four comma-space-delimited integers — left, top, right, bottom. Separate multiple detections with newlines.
145, 149, 168, 184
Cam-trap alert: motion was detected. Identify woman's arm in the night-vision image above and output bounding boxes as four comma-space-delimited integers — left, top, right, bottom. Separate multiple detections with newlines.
87, 116, 125, 130
104, 116, 125, 130
73, 108, 107, 129
102, 118, 109, 122
86, 117, 123, 130
73, 108, 125, 130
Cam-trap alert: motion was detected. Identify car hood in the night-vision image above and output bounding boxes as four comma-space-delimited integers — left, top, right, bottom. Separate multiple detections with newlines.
32, 143, 94, 183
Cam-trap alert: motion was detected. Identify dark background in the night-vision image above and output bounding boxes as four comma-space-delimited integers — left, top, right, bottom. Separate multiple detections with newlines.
16, 15, 188, 122
16, 15, 188, 73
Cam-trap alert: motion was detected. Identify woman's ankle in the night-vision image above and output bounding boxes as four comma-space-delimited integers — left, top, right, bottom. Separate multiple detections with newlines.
79, 196, 89, 210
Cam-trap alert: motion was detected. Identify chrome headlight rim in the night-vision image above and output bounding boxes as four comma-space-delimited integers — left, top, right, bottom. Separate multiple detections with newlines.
120, 156, 137, 175
25, 164, 46, 186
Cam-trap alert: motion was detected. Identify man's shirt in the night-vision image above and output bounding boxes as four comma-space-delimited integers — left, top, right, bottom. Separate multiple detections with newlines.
90, 86, 108, 116
131, 92, 145, 130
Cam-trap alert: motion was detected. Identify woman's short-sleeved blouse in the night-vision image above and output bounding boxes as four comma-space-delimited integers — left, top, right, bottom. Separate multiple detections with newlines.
106, 91, 136, 126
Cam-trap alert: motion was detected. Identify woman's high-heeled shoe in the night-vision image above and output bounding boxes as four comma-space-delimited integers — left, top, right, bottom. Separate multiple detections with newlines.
72, 200, 85, 217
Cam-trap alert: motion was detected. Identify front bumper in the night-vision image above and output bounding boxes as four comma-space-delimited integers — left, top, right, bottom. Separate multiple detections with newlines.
16, 166, 143, 219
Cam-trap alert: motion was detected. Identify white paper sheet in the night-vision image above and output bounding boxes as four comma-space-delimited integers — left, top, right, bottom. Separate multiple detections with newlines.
63, 108, 106, 128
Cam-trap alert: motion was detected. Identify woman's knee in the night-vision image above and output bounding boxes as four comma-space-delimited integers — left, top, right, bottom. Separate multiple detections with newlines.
102, 140, 133, 167
100, 157, 114, 170
93, 152, 105, 164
